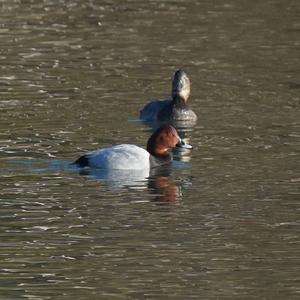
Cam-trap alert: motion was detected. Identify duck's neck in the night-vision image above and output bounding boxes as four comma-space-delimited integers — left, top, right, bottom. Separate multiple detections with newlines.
147, 144, 170, 157
172, 96, 188, 108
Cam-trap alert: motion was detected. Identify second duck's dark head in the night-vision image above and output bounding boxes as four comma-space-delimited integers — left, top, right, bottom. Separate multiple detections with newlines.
171, 69, 191, 103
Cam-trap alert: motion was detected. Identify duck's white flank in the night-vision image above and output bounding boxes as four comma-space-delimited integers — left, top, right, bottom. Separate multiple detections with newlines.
86, 144, 150, 170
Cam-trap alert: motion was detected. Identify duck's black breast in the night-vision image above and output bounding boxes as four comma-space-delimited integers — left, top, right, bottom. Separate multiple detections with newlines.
149, 154, 172, 168
74, 155, 90, 167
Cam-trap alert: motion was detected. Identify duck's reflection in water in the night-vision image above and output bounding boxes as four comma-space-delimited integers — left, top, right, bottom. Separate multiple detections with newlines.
78, 164, 186, 204
78, 167, 150, 189
148, 165, 181, 203
148, 176, 181, 203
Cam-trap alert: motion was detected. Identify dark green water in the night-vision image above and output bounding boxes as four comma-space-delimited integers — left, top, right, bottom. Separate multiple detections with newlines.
0, 0, 299, 299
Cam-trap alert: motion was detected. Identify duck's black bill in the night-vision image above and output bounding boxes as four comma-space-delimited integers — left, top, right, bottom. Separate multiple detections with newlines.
176, 139, 193, 149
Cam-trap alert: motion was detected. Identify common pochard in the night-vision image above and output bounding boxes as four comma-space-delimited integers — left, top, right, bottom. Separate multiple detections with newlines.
140, 69, 197, 122
74, 125, 192, 170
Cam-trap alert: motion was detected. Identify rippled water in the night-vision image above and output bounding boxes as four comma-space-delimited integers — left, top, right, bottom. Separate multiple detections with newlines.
0, 0, 299, 299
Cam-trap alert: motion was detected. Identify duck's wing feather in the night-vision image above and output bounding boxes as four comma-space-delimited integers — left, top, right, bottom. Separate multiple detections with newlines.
84, 144, 150, 170
140, 99, 172, 122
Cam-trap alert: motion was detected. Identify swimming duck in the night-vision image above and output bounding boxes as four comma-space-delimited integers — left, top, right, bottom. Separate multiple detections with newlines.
74, 125, 192, 170
140, 69, 197, 122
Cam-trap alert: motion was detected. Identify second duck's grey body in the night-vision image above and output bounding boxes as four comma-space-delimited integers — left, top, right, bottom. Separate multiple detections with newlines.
140, 70, 197, 123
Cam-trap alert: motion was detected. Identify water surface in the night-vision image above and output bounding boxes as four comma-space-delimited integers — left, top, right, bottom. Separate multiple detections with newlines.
0, 0, 299, 299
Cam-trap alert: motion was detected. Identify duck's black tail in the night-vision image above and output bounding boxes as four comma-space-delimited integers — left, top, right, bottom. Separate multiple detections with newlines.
73, 155, 89, 167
